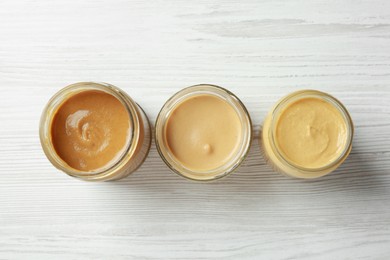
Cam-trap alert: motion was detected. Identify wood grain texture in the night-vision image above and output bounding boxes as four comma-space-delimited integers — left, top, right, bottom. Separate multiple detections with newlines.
1, 0, 390, 259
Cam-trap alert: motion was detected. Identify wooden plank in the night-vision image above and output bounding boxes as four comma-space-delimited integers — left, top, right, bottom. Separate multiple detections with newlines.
0, 0, 390, 258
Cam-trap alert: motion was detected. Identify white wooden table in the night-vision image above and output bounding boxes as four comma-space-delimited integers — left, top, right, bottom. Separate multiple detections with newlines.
1, 0, 390, 259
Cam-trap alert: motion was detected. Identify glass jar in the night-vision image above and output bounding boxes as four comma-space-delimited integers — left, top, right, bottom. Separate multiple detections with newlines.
155, 84, 252, 181
260, 90, 354, 179
39, 82, 151, 181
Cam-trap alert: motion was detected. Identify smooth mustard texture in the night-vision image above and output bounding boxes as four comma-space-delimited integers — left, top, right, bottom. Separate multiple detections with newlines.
164, 94, 242, 171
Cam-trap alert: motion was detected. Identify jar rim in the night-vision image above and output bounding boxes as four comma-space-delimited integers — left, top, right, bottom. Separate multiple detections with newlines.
155, 84, 253, 181
39, 82, 141, 180
268, 89, 354, 172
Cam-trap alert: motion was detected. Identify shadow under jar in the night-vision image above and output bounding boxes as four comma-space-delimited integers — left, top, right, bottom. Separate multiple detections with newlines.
260, 90, 354, 179
40, 82, 151, 181
155, 84, 252, 181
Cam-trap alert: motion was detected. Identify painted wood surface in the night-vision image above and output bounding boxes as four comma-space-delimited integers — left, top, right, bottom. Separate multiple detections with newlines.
0, 0, 390, 259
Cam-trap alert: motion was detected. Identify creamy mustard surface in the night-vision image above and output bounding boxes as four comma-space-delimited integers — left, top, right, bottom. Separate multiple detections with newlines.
51, 90, 130, 171
275, 97, 347, 168
164, 94, 242, 171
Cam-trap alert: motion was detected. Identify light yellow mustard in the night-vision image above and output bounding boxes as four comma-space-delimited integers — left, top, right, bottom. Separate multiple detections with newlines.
275, 97, 347, 168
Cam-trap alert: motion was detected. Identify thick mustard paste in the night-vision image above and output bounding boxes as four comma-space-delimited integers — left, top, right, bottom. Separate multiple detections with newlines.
275, 97, 347, 168
164, 94, 242, 171
51, 90, 131, 171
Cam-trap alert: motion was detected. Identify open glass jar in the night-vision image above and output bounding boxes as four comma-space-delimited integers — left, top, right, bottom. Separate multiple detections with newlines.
40, 82, 151, 181
155, 84, 252, 181
260, 90, 354, 179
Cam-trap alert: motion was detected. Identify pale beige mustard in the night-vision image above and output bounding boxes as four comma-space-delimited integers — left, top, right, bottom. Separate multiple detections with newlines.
164, 94, 242, 171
